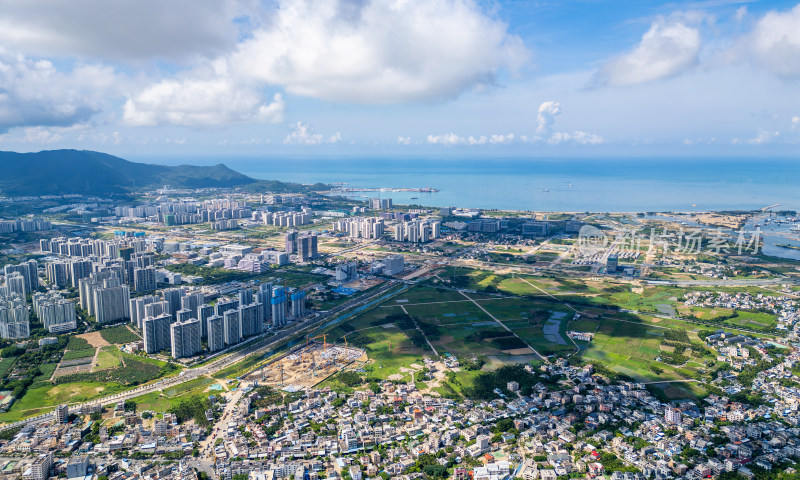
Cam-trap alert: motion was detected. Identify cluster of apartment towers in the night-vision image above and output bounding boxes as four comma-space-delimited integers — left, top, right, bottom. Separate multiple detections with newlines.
132, 283, 306, 359
332, 216, 441, 243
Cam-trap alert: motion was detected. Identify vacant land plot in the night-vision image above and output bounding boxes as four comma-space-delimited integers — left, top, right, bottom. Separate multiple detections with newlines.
78, 331, 110, 348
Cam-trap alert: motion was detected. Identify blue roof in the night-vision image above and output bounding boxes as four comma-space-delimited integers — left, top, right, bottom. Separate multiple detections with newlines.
333, 287, 358, 296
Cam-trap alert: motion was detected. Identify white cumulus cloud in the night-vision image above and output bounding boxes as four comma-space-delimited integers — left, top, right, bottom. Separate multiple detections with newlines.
228, 0, 528, 103
489, 134, 515, 144
426, 132, 516, 145
123, 77, 285, 127
283, 122, 341, 145
427, 133, 465, 145
747, 4, 800, 78
536, 101, 561, 135
0, 50, 120, 132
534, 101, 603, 145
549, 131, 603, 145
746, 129, 780, 145
596, 16, 701, 86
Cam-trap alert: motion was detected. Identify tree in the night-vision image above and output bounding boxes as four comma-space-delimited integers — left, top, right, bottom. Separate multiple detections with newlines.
1, 345, 23, 357
424, 465, 447, 478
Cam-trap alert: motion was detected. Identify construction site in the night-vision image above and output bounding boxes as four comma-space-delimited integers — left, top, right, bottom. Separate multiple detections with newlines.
244, 335, 367, 392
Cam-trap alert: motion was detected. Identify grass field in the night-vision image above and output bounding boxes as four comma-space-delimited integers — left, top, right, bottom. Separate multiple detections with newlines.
211, 348, 285, 380
648, 381, 708, 401
0, 357, 16, 377
0, 381, 127, 423
0, 348, 177, 423
576, 314, 714, 382
132, 376, 220, 413
95, 346, 121, 370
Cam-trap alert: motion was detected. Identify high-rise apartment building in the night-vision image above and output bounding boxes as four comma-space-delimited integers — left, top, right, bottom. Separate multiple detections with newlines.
170, 318, 201, 359
207, 314, 225, 352
223, 309, 241, 346
143, 314, 171, 354
133, 266, 157, 293
93, 278, 130, 324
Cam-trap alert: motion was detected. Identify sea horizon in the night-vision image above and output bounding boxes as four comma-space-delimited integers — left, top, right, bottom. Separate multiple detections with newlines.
132, 156, 800, 213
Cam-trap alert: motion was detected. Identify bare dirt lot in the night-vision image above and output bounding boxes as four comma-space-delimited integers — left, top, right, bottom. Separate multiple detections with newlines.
78, 331, 110, 348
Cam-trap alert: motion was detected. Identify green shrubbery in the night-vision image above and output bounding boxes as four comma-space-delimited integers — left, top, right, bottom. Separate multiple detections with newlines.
54, 357, 160, 385
99, 326, 140, 344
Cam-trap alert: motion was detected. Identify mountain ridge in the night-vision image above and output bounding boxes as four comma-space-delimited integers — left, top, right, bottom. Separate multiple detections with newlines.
0, 149, 260, 195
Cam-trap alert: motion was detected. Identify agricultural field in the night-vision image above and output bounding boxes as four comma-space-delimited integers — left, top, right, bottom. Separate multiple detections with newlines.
65, 336, 92, 350
571, 314, 714, 382
680, 307, 777, 331
322, 286, 579, 376
0, 357, 16, 378
320, 269, 751, 396
99, 325, 140, 344
33, 363, 58, 385
62, 348, 96, 361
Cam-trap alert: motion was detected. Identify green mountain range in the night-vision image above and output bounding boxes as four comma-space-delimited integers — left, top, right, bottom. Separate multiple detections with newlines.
0, 149, 322, 196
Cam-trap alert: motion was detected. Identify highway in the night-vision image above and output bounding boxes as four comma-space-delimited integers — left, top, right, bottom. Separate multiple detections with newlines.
0, 279, 405, 432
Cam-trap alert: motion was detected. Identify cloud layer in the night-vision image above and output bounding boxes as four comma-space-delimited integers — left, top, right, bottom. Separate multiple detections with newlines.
1, 0, 799, 152
0, 51, 119, 132
123, 78, 285, 127
226, 0, 528, 103
0, 0, 248, 62
596, 16, 701, 86
748, 4, 800, 78
283, 122, 342, 145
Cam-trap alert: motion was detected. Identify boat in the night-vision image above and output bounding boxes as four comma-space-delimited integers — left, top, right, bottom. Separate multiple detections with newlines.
777, 244, 800, 251
410, 197, 418, 200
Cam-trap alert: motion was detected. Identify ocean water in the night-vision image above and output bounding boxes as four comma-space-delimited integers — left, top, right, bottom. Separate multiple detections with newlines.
151, 156, 800, 212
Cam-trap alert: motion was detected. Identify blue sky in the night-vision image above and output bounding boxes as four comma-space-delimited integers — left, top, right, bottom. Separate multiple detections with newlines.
0, 0, 799, 158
